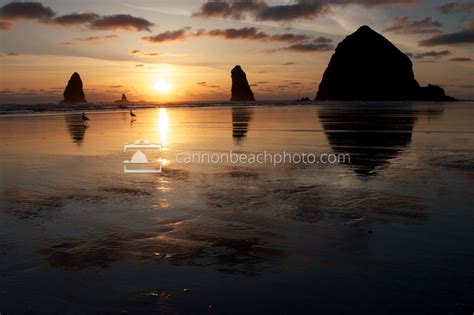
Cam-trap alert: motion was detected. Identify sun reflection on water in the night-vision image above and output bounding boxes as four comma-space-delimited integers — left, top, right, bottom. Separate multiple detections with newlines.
158, 108, 169, 144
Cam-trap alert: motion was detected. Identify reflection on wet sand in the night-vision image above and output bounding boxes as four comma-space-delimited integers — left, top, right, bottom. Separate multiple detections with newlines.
65, 114, 88, 145
2, 186, 64, 219
39, 221, 288, 276
318, 105, 443, 175
2, 104, 473, 314
205, 172, 427, 224
232, 107, 253, 143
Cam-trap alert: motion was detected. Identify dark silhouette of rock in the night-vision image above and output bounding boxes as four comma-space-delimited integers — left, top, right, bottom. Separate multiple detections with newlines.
297, 97, 311, 102
231, 66, 255, 101
417, 84, 455, 101
60, 72, 87, 104
316, 26, 456, 101
115, 94, 129, 103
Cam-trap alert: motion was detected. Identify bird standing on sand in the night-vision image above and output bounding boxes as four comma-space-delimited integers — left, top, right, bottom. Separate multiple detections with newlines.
81, 112, 89, 124
130, 109, 136, 118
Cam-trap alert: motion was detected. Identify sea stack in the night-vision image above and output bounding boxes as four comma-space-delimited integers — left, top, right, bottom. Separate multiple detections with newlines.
115, 93, 129, 103
60, 72, 87, 103
316, 26, 455, 101
231, 65, 255, 101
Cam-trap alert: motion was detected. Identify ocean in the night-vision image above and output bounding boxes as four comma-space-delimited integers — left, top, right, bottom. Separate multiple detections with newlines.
0, 101, 473, 314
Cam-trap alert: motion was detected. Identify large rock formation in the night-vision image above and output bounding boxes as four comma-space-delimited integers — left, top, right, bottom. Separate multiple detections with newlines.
231, 65, 255, 101
316, 26, 456, 101
60, 72, 87, 103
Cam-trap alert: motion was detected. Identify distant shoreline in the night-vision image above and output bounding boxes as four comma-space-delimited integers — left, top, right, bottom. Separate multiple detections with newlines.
0, 100, 471, 117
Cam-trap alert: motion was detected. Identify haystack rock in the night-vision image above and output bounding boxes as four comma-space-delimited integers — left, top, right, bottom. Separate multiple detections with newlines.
316, 26, 456, 101
115, 93, 129, 103
231, 65, 255, 101
60, 72, 87, 103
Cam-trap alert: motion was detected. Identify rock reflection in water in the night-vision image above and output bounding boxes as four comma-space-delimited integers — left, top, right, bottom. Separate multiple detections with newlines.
232, 107, 253, 143
318, 105, 443, 175
65, 114, 88, 145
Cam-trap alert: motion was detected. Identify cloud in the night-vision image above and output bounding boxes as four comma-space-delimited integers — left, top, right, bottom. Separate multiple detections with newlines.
192, 0, 265, 19
0, 1, 55, 20
277, 42, 334, 53
59, 35, 119, 45
410, 50, 451, 59
438, 1, 474, 14
0, 51, 20, 56
90, 14, 154, 32
419, 28, 474, 46
45, 12, 99, 26
135, 64, 144, 67
142, 28, 189, 43
256, 1, 330, 21
193, 0, 419, 21
197, 27, 318, 43
129, 50, 162, 56
419, 18, 474, 46
270, 36, 333, 53
193, 0, 328, 21
196, 26, 267, 40
449, 57, 472, 61
197, 81, 220, 88
283, 62, 296, 65
383, 16, 442, 34
77, 35, 119, 42
0, 2, 154, 32
0, 21, 12, 31
256, 0, 419, 21
143, 26, 317, 45
268, 33, 313, 43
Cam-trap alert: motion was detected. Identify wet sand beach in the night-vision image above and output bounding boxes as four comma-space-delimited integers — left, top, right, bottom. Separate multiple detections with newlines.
0, 102, 473, 314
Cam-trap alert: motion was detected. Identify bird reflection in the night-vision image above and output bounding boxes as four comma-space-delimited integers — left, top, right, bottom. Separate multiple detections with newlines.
318, 105, 443, 176
65, 114, 88, 145
232, 107, 253, 143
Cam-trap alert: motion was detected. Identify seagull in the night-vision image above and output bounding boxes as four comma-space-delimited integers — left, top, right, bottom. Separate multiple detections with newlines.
130, 109, 137, 118
81, 112, 89, 124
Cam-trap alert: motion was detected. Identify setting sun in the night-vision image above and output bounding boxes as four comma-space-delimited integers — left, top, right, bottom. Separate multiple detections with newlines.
154, 79, 171, 93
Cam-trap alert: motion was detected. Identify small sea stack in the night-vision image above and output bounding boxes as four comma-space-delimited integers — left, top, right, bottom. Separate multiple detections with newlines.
60, 72, 87, 104
115, 94, 129, 103
315, 26, 456, 101
230, 65, 255, 101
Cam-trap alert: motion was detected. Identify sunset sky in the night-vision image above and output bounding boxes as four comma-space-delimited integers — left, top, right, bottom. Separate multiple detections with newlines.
0, 0, 473, 103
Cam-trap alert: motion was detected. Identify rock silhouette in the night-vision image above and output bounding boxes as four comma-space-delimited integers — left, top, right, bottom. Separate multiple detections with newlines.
316, 26, 455, 101
115, 94, 129, 103
231, 66, 255, 101
297, 97, 311, 102
60, 72, 87, 104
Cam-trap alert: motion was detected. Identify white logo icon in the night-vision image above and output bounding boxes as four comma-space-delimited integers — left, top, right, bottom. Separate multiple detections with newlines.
123, 140, 163, 174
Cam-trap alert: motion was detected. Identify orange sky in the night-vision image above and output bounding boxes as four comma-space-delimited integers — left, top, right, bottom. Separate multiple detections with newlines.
0, 0, 473, 103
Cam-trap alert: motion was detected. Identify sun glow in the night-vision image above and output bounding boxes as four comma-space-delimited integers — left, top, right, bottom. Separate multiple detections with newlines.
154, 79, 171, 93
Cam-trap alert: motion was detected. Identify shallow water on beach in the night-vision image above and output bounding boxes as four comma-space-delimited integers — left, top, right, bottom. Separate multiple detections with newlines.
0, 102, 473, 314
